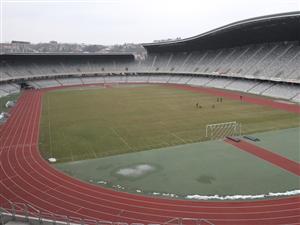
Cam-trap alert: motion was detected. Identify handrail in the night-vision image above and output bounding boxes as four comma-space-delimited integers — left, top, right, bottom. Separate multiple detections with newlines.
1, 201, 214, 225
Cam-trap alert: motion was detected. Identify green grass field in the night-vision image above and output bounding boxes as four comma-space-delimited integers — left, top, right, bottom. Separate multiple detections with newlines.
39, 85, 300, 162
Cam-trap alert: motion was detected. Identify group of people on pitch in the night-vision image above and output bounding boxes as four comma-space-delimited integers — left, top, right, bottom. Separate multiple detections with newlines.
195, 97, 224, 109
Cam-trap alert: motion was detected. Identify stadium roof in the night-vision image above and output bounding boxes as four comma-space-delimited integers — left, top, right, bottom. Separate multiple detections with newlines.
143, 11, 300, 53
0, 53, 135, 62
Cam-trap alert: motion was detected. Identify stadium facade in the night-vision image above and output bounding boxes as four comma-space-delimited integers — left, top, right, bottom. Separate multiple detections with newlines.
1, 12, 300, 102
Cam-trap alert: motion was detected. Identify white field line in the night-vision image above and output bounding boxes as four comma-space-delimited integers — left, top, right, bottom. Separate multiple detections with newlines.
110, 127, 133, 150
89, 144, 98, 158
46, 95, 53, 157
139, 141, 170, 150
61, 131, 74, 161
158, 120, 187, 144
170, 132, 186, 143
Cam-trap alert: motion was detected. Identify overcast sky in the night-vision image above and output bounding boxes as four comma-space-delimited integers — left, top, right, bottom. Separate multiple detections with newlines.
1, 0, 299, 45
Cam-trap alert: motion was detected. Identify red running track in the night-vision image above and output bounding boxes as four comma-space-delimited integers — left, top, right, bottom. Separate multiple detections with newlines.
0, 87, 300, 225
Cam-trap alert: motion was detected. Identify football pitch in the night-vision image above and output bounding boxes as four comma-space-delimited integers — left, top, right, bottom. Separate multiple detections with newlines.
39, 84, 300, 162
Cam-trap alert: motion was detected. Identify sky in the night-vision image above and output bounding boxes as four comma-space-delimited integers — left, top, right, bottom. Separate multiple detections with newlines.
1, 0, 299, 45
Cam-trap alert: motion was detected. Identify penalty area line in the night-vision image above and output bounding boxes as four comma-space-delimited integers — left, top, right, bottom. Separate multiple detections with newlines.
110, 127, 133, 150
170, 132, 187, 144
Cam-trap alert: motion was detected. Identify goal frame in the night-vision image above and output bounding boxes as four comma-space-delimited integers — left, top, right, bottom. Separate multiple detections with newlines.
205, 121, 241, 140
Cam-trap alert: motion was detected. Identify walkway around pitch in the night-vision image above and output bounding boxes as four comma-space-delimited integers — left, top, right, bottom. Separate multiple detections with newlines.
225, 139, 300, 176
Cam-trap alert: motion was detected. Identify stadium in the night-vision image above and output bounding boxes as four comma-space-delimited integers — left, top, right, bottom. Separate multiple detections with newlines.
0, 11, 300, 225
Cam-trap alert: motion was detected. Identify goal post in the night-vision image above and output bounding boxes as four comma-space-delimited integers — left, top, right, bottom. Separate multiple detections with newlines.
206, 121, 241, 140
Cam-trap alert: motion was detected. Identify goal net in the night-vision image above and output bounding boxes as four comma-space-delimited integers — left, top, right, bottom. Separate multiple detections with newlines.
206, 121, 241, 140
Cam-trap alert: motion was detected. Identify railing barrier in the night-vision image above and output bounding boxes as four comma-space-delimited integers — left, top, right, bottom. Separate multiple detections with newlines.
1, 201, 214, 225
